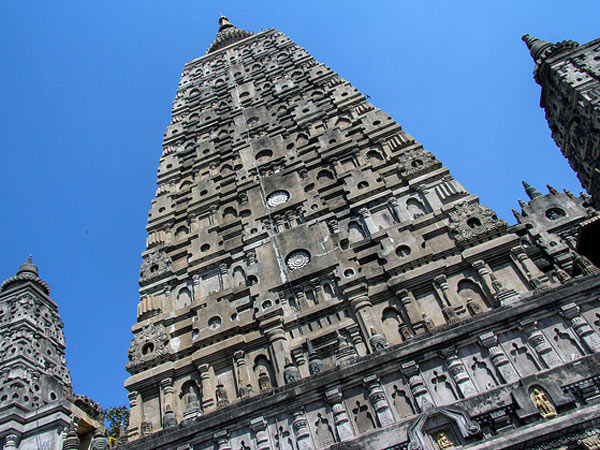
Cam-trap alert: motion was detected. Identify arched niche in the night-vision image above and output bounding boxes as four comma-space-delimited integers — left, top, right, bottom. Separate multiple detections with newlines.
232, 266, 246, 286
253, 355, 276, 390
348, 221, 366, 242
457, 279, 488, 309
175, 225, 189, 239
176, 287, 192, 309
381, 307, 402, 344
223, 206, 238, 220
317, 169, 334, 182
406, 197, 427, 219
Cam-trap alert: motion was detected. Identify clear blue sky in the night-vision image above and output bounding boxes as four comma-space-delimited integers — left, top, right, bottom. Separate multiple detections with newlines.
1, 1, 598, 410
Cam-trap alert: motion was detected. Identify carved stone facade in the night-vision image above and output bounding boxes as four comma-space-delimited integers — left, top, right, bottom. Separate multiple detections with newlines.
117, 18, 600, 450
0, 258, 106, 449
523, 34, 600, 207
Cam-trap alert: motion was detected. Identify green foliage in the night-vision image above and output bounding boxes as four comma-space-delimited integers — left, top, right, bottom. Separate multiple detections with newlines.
102, 405, 129, 439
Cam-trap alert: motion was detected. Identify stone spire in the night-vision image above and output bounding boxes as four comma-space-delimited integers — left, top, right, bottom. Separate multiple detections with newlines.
523, 181, 542, 199
0, 258, 72, 413
207, 16, 253, 54
0, 255, 50, 294
522, 34, 556, 64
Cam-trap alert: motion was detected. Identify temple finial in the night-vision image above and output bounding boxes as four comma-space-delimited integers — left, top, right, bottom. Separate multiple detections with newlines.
522, 34, 555, 63
522, 181, 542, 199
546, 184, 559, 195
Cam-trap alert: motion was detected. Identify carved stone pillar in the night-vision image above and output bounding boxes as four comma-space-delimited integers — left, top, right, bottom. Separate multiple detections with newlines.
401, 361, 434, 411
291, 406, 314, 450
433, 275, 460, 324
359, 207, 379, 235
390, 286, 421, 334
233, 350, 253, 397
472, 260, 519, 305
292, 347, 309, 378
127, 391, 142, 439
364, 375, 395, 427
387, 197, 408, 223
511, 246, 547, 290
311, 278, 323, 304
325, 388, 354, 441
444, 352, 477, 397
197, 362, 215, 412
192, 274, 201, 302
296, 290, 309, 310
251, 416, 272, 450
350, 296, 384, 352
348, 324, 367, 356
213, 430, 232, 450
267, 325, 291, 385
208, 204, 218, 225
219, 263, 230, 290
521, 321, 562, 368
4, 434, 19, 450
561, 303, 600, 353
479, 332, 519, 383
161, 377, 177, 427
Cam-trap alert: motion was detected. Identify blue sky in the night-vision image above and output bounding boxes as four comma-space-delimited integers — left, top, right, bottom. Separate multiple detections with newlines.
0, 1, 598, 409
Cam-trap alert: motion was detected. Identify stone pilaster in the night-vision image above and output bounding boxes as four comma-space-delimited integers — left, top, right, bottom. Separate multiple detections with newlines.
325, 388, 354, 441
359, 207, 379, 235
387, 197, 408, 223
161, 377, 176, 413
4, 434, 19, 450
213, 430, 232, 450
401, 361, 434, 411
561, 302, 600, 353
479, 332, 520, 383
511, 246, 547, 290
290, 406, 314, 450
267, 324, 291, 385
348, 324, 367, 356
250, 416, 272, 450
390, 286, 421, 335
433, 275, 460, 324
444, 352, 478, 397
350, 295, 384, 352
364, 375, 395, 427
233, 350, 253, 397
520, 321, 562, 368
197, 362, 215, 412
219, 263, 229, 290
127, 391, 142, 439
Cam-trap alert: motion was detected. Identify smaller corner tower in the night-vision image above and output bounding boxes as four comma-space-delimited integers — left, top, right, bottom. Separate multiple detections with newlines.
523, 33, 600, 207
0, 257, 106, 450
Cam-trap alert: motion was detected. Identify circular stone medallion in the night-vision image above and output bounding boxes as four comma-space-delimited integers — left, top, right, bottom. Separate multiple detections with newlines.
267, 190, 290, 207
286, 250, 311, 270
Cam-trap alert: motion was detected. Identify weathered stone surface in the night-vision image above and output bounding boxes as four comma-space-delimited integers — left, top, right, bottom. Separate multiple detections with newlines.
118, 18, 600, 450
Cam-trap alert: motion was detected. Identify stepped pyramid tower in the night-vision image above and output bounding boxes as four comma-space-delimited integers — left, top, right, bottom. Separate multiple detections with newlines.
122, 18, 600, 450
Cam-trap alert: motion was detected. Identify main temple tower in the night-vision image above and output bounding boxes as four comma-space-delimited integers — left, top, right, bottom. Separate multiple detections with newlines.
122, 18, 600, 450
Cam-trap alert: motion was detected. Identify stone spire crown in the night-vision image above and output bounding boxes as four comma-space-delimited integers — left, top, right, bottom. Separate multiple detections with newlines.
207, 16, 253, 54
523, 181, 542, 200
522, 34, 555, 63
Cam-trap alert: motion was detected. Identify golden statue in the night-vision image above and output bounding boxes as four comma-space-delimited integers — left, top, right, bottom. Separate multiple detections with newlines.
530, 387, 557, 419
435, 430, 454, 449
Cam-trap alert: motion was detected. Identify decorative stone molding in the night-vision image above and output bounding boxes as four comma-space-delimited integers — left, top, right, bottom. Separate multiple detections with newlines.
447, 201, 507, 245
126, 323, 169, 372
139, 250, 172, 285
397, 148, 441, 179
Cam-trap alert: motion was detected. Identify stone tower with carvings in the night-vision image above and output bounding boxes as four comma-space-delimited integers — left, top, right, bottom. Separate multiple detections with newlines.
523, 34, 600, 207
122, 18, 600, 450
0, 258, 106, 449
